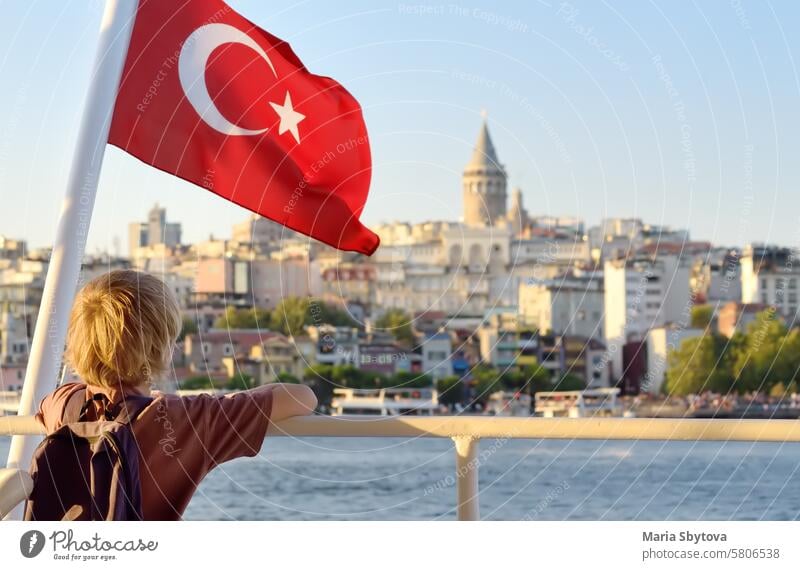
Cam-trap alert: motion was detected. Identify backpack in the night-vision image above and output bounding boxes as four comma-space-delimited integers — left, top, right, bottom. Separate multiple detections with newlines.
24, 388, 153, 521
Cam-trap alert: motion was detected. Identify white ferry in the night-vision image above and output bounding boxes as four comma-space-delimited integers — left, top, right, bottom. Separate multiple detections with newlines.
486, 391, 533, 417
330, 387, 440, 416
534, 388, 626, 418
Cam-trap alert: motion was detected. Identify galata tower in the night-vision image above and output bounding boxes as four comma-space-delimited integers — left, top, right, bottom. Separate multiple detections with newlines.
462, 117, 507, 227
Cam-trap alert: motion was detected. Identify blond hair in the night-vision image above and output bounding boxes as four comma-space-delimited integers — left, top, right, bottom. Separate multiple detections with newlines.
65, 270, 181, 389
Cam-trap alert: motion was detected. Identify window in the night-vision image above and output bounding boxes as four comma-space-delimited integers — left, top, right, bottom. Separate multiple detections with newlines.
223, 344, 234, 356
761, 293, 768, 304
761, 278, 768, 289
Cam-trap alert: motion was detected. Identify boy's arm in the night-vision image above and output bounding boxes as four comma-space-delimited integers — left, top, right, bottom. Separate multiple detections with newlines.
190, 382, 317, 467
263, 383, 317, 423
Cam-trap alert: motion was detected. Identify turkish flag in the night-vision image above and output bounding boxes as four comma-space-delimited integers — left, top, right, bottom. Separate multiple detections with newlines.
109, 0, 379, 255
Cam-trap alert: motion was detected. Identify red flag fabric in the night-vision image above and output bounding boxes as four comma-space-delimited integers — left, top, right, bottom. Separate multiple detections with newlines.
109, 0, 379, 255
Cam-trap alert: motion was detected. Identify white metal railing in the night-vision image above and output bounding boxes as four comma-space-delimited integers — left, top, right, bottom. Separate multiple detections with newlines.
4, 415, 800, 520
0, 392, 20, 414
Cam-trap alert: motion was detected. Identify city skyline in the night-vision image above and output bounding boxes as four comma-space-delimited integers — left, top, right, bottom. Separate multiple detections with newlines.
1, 1, 799, 252
1, 118, 784, 257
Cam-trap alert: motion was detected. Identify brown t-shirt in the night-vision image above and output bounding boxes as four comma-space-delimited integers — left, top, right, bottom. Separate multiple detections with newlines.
36, 382, 273, 520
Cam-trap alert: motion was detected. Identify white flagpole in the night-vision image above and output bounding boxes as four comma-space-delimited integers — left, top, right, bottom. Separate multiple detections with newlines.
3, 0, 137, 519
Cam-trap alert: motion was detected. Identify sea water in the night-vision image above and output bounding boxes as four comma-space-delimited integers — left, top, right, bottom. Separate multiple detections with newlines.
2, 437, 798, 520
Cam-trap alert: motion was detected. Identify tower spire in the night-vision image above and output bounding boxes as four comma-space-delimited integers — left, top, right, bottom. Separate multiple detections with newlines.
468, 115, 500, 169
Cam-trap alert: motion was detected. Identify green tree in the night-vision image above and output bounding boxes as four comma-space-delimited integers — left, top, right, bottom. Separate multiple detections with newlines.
178, 316, 198, 341
664, 310, 800, 396
225, 373, 255, 390
271, 296, 310, 336
762, 327, 800, 394
387, 370, 434, 388
331, 364, 368, 388
690, 305, 714, 329
214, 306, 272, 330
730, 310, 790, 393
665, 334, 731, 395
180, 376, 215, 390
374, 309, 415, 345
471, 367, 502, 404
271, 297, 358, 337
722, 331, 751, 393
502, 362, 552, 393
359, 372, 384, 390
315, 300, 356, 327
276, 372, 301, 384
552, 373, 586, 392
437, 375, 465, 408
496, 368, 524, 390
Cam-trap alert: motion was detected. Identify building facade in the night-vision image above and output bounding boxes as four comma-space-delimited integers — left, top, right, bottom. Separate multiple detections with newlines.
741, 244, 800, 319
128, 203, 182, 257
604, 254, 692, 379
518, 271, 603, 339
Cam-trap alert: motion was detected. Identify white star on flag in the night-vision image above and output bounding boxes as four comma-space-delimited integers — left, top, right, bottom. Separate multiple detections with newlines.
269, 91, 305, 144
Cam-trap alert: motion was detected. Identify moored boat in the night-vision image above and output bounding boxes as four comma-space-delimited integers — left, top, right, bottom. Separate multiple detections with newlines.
534, 388, 625, 418
330, 387, 440, 416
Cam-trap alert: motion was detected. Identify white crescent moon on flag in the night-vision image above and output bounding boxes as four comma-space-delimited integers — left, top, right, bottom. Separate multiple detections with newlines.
178, 23, 277, 136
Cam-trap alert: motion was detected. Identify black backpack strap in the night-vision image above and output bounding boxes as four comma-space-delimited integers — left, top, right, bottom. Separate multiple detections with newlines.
109, 395, 153, 425
64, 390, 117, 423
62, 388, 151, 425
61, 387, 89, 424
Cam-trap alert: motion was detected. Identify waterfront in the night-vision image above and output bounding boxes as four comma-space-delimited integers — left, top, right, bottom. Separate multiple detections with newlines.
4, 436, 798, 520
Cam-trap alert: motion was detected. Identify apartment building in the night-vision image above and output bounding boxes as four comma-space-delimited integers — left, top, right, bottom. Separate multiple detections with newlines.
604, 254, 692, 379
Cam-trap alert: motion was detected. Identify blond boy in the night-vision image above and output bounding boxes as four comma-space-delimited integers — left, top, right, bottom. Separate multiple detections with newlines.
36, 270, 316, 520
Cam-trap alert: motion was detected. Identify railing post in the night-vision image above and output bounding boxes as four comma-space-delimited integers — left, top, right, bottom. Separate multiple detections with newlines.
452, 436, 480, 521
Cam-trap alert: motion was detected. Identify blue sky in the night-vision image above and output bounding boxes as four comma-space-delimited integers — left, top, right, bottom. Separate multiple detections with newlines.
0, 0, 798, 253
